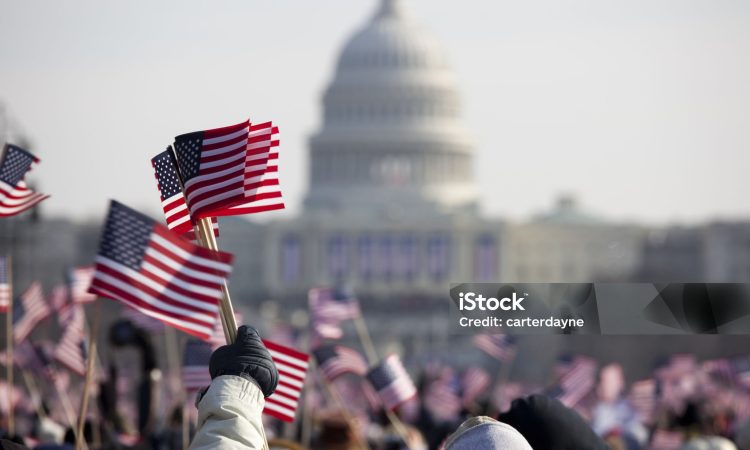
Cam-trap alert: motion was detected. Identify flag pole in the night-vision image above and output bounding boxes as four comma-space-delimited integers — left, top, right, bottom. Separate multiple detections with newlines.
353, 316, 412, 450
75, 301, 101, 450
55, 379, 78, 431
353, 316, 378, 365
20, 370, 45, 420
5, 254, 14, 436
195, 217, 238, 344
319, 373, 370, 450
168, 144, 237, 345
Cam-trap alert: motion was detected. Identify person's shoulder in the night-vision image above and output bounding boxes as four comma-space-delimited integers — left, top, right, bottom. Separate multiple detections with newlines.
681, 435, 737, 450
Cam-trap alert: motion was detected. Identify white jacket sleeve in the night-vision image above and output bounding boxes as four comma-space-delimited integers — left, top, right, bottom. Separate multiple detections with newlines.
189, 375, 267, 450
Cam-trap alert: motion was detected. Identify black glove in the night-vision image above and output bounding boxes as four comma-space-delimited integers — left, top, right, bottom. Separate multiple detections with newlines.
209, 325, 279, 397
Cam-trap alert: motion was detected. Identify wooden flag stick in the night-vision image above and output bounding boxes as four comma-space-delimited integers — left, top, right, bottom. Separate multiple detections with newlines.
385, 410, 413, 450
75, 302, 101, 450
353, 316, 378, 366
195, 217, 237, 344
319, 374, 370, 450
351, 315, 413, 450
55, 379, 78, 431
5, 254, 13, 436
20, 370, 45, 420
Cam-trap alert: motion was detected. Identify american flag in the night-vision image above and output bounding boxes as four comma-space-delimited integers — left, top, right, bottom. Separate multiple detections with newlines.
172, 120, 283, 220
472, 334, 517, 362
555, 355, 597, 408
54, 305, 87, 376
649, 429, 683, 450
309, 287, 360, 340
313, 345, 368, 381
0, 256, 9, 312
263, 339, 310, 422
13, 281, 50, 343
48, 284, 69, 313
0, 144, 49, 217
461, 366, 491, 406
88, 201, 233, 340
182, 339, 212, 391
69, 266, 97, 303
8, 341, 44, 373
0, 380, 24, 415
121, 306, 165, 334
424, 370, 462, 421
151, 148, 218, 241
629, 379, 657, 423
366, 354, 417, 411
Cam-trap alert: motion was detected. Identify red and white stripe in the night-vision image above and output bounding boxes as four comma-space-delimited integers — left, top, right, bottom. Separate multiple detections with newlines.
13, 281, 50, 343
461, 366, 491, 406
183, 367, 212, 392
223, 122, 284, 216
159, 192, 219, 242
0, 180, 48, 217
0, 257, 9, 313
121, 306, 165, 334
318, 347, 368, 381
182, 121, 252, 219
207, 311, 244, 350
263, 339, 309, 422
54, 305, 87, 376
89, 225, 232, 340
70, 266, 97, 303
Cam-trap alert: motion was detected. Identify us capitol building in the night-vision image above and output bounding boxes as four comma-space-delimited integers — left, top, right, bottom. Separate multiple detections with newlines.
224, 0, 650, 304
3, 0, 750, 368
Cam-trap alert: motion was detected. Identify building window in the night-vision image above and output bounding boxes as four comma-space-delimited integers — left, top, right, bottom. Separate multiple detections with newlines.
377, 235, 395, 281
358, 235, 374, 280
474, 234, 497, 281
280, 235, 301, 284
327, 234, 348, 281
427, 234, 451, 281
398, 235, 419, 281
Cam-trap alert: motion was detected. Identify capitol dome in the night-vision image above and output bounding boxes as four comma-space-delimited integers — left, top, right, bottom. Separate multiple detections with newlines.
305, 0, 479, 218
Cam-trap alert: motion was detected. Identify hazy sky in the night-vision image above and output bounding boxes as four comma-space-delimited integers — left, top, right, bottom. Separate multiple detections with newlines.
1, 0, 749, 225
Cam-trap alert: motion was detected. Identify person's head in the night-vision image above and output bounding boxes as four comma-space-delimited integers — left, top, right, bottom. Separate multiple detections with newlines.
443, 416, 532, 450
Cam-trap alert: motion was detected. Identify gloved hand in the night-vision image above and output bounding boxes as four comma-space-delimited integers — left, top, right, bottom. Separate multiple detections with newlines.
209, 325, 279, 397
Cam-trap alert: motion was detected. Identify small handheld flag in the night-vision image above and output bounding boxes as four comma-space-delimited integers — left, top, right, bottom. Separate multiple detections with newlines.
172, 120, 283, 220
151, 149, 218, 241
263, 340, 309, 422
0, 257, 9, 312
87, 200, 233, 340
182, 340, 213, 392
0, 144, 49, 217
69, 266, 97, 304
313, 345, 368, 381
366, 354, 417, 411
54, 305, 87, 376
13, 282, 49, 343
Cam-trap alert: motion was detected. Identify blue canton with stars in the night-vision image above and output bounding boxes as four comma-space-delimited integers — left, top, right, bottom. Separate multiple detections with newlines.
183, 339, 212, 367
367, 359, 402, 391
98, 201, 154, 271
0, 144, 37, 187
152, 148, 184, 199
173, 132, 204, 182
